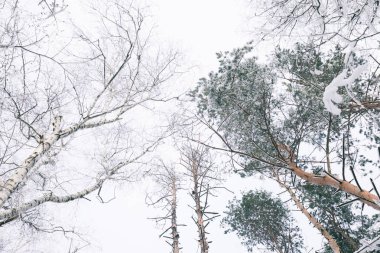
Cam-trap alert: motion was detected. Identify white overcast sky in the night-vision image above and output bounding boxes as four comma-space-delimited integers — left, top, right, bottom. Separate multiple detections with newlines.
1, 1, 377, 252
10, 0, 329, 252
67, 1, 325, 253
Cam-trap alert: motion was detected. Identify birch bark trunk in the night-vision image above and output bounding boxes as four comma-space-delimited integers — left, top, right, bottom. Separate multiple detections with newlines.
0, 116, 62, 208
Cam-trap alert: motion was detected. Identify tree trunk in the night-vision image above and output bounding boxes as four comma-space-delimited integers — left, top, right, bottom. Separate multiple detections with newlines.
192, 160, 209, 253
288, 161, 380, 210
0, 116, 62, 208
171, 176, 180, 253
277, 143, 380, 211
276, 176, 341, 253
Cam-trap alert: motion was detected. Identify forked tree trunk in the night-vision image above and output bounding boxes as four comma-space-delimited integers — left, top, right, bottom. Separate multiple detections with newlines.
0, 115, 122, 209
0, 116, 62, 208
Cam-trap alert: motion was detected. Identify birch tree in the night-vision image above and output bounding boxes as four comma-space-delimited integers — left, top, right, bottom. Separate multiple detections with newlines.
0, 0, 176, 243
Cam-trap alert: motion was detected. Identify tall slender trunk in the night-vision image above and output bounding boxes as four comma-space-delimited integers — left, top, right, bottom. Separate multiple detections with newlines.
326, 113, 332, 173
171, 177, 180, 253
192, 160, 209, 253
276, 176, 341, 253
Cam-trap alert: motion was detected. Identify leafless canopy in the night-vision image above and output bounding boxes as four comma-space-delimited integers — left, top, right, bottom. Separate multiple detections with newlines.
147, 162, 183, 253
0, 0, 177, 248
251, 0, 380, 47
180, 143, 224, 253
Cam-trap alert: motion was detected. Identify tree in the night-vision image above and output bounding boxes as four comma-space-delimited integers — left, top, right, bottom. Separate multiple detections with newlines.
247, 0, 380, 115
249, 0, 380, 47
191, 42, 380, 210
180, 143, 222, 253
355, 236, 380, 253
273, 171, 341, 253
147, 162, 183, 253
222, 189, 304, 253
0, 0, 176, 249
297, 178, 380, 253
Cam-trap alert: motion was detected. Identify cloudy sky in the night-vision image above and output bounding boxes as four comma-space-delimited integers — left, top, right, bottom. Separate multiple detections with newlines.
1, 0, 332, 252
2, 0, 380, 252
50, 1, 326, 252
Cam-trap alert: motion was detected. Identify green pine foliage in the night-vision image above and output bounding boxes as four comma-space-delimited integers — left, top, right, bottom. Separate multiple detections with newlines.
191, 42, 380, 252
190, 43, 379, 177
222, 190, 304, 253
299, 182, 380, 253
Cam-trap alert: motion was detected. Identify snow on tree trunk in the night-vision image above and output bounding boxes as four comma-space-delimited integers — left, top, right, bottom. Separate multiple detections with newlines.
0, 116, 62, 208
181, 144, 217, 253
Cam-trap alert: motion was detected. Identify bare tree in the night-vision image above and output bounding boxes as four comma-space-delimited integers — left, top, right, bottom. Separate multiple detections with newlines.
0, 0, 177, 248
250, 0, 380, 46
180, 143, 223, 253
147, 162, 183, 253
